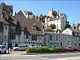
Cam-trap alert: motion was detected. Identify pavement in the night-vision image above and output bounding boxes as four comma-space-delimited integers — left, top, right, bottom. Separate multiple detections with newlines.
0, 51, 80, 60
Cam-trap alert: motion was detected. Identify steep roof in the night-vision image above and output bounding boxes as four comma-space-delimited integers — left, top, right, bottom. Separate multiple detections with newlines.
11, 11, 44, 35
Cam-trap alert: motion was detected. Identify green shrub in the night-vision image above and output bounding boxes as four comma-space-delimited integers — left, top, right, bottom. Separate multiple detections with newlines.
26, 47, 62, 53
26, 47, 80, 53
27, 47, 51, 53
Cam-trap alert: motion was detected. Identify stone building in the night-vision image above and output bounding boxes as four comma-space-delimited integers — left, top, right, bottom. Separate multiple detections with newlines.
9, 11, 44, 47
45, 28, 80, 48
44, 8, 67, 32
0, 3, 13, 44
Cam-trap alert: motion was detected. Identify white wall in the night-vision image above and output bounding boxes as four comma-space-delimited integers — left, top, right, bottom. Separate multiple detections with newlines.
62, 28, 72, 35
45, 17, 66, 32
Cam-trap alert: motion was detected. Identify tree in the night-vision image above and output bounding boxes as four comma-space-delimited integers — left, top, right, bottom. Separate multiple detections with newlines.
49, 24, 56, 29
65, 21, 71, 29
40, 14, 45, 23
52, 11, 57, 18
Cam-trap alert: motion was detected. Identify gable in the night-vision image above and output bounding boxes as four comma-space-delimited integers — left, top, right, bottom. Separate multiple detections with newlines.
62, 28, 72, 35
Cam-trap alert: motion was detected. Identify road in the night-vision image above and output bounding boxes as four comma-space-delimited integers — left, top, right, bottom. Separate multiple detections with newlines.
0, 51, 80, 60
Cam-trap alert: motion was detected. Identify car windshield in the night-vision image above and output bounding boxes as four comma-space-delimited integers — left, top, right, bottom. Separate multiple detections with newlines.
23, 46, 25, 47
20, 46, 22, 47
19, 45, 25, 48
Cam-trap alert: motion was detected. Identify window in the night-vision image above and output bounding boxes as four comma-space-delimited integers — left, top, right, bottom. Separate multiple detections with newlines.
74, 26, 76, 29
50, 35, 52, 40
78, 33, 80, 36
36, 26, 41, 31
5, 36, 6, 39
60, 42, 62, 46
10, 26, 15, 33
75, 33, 77, 36
5, 26, 7, 30
74, 43, 77, 46
0, 22, 3, 32
9, 33, 15, 39
33, 26, 41, 31
79, 43, 80, 46
32, 35, 37, 40
26, 35, 28, 38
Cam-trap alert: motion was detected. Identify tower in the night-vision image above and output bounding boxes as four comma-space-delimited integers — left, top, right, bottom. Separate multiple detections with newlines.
0, 2, 13, 19
48, 8, 53, 18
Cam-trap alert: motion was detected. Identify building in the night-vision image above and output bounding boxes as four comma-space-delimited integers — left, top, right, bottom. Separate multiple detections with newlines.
9, 11, 45, 47
0, 2, 13, 18
0, 3, 80, 49
44, 9, 67, 32
45, 28, 80, 49
0, 3, 44, 47
0, 3, 13, 44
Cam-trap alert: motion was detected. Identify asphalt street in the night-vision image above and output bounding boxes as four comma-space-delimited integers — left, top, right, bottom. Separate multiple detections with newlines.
0, 51, 80, 60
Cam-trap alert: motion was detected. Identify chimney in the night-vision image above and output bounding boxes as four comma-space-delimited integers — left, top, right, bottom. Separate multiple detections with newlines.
38, 16, 40, 22
35, 16, 38, 19
76, 24, 79, 30
35, 16, 40, 22
72, 23, 80, 31
0, 13, 3, 18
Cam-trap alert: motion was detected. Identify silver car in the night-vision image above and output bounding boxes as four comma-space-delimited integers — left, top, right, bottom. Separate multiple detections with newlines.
0, 45, 7, 53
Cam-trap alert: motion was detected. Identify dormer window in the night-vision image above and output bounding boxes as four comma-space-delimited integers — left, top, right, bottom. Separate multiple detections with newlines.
33, 24, 36, 30
33, 25, 41, 31
32, 23, 41, 31
74, 26, 76, 29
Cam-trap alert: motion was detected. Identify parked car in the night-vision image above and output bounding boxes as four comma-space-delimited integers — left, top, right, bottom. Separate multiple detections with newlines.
13, 43, 27, 51
13, 47, 18, 51
0, 42, 8, 54
17, 44, 26, 51
0, 45, 7, 53
29, 45, 43, 48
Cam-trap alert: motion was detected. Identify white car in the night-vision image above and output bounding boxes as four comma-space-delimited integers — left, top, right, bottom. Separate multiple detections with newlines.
13, 43, 27, 51
0, 42, 8, 53
13, 47, 18, 51
18, 45, 26, 51
0, 45, 7, 53
29, 45, 42, 48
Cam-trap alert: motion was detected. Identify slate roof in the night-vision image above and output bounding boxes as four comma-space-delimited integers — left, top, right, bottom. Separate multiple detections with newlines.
11, 11, 44, 35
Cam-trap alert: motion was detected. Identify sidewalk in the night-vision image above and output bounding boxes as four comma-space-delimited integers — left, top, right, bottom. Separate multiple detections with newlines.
1, 51, 80, 60
1, 51, 27, 56
50, 56, 80, 60
11, 51, 26, 55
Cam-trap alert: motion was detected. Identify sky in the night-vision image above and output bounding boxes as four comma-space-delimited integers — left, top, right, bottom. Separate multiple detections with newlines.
0, 0, 80, 24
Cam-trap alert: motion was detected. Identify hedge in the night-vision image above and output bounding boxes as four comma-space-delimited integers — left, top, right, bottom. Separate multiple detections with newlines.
26, 47, 63, 53
27, 47, 51, 53
26, 47, 80, 53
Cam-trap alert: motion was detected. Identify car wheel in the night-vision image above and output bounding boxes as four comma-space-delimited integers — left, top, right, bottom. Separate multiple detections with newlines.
4, 51, 6, 54
0, 51, 1, 54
